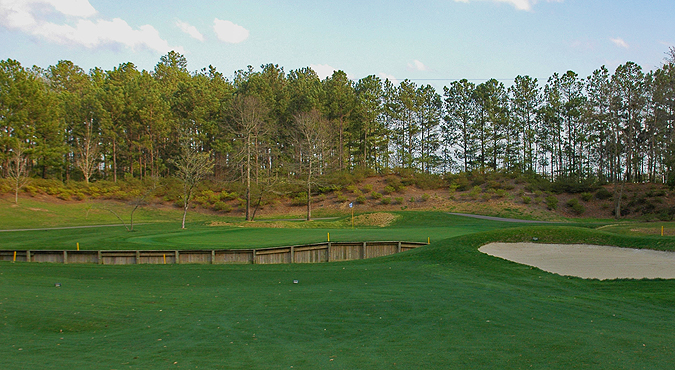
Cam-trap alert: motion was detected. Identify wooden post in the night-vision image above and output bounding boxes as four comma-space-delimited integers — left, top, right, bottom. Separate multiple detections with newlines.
361, 242, 366, 259
135, 250, 140, 264
175, 251, 180, 264
97, 250, 102, 265
211, 250, 215, 264
63, 251, 68, 264
26, 250, 31, 262
251, 249, 256, 264
327, 242, 331, 262
397, 241, 402, 254
290, 246, 295, 263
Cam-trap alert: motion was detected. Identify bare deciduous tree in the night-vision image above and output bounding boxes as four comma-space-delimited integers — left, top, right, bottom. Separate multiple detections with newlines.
73, 119, 99, 183
295, 109, 329, 221
174, 138, 214, 229
230, 95, 269, 221
7, 142, 30, 204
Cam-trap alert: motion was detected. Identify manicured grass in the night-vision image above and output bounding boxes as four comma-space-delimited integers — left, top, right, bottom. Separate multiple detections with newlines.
598, 221, 675, 237
0, 212, 525, 251
2, 227, 675, 369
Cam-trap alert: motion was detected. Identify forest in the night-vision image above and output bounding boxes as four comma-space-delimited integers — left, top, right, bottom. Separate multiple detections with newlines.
1, 50, 675, 192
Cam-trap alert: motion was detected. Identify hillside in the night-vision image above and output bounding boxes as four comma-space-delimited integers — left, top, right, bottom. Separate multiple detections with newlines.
3, 174, 675, 225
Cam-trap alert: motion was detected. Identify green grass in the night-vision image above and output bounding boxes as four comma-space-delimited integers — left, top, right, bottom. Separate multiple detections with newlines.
0, 197, 222, 230
2, 227, 675, 369
597, 221, 675, 237
4, 199, 675, 368
0, 212, 524, 250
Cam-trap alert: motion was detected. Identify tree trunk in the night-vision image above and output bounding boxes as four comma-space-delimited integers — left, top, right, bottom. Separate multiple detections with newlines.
306, 159, 312, 221
182, 203, 188, 229
246, 134, 251, 221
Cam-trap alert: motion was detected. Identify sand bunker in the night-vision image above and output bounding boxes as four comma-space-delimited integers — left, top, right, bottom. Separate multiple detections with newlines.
479, 243, 675, 280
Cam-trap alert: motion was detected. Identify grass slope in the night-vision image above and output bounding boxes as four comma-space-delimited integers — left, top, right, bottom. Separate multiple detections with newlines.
0, 212, 524, 251
2, 227, 675, 369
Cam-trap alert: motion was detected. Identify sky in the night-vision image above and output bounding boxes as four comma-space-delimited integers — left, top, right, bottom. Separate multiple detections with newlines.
0, 0, 673, 89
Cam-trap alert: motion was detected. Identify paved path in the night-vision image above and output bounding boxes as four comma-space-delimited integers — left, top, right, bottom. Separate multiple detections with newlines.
448, 212, 555, 224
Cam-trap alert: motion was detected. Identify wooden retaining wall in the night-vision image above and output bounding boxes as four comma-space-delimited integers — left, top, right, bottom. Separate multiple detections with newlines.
0, 241, 426, 266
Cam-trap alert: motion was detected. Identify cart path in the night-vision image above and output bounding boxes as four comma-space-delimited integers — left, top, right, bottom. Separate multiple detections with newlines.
448, 212, 555, 223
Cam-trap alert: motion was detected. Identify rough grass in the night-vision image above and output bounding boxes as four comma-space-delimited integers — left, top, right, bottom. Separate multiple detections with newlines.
0, 197, 220, 230
2, 227, 675, 369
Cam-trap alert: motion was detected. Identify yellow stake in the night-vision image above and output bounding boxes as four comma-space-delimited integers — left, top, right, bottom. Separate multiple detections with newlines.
428, 237, 430, 244
662, 226, 665, 236
13, 251, 16, 262
77, 242, 80, 251
327, 232, 330, 242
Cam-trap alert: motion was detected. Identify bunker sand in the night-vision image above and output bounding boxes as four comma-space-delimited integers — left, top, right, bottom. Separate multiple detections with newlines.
480, 242, 675, 280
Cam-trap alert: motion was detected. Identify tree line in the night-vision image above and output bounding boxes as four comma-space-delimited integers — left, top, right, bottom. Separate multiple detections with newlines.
2, 50, 675, 192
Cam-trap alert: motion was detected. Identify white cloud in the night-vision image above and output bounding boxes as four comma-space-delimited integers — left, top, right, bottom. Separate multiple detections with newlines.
213, 18, 249, 44
610, 37, 629, 49
176, 20, 204, 41
311, 64, 337, 80
310, 64, 355, 80
0, 0, 179, 53
453, 0, 563, 12
407, 59, 429, 71
378, 72, 399, 85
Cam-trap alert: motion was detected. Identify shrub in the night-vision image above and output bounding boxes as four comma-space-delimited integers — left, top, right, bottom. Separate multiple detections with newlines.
481, 193, 491, 201
566, 198, 585, 215
355, 195, 367, 204
522, 196, 531, 204
363, 184, 373, 192
595, 188, 612, 200
421, 193, 430, 202
448, 174, 471, 191
291, 193, 307, 206
409, 196, 416, 203
394, 197, 404, 205
448, 184, 459, 195
334, 191, 348, 203
545, 195, 559, 210
486, 180, 501, 190
469, 185, 482, 200
580, 192, 593, 202
383, 185, 396, 195
213, 201, 232, 213
345, 185, 358, 193
411, 173, 444, 190
57, 191, 72, 201
495, 189, 507, 198
24, 185, 39, 197
381, 197, 392, 205
371, 191, 383, 200
551, 176, 598, 194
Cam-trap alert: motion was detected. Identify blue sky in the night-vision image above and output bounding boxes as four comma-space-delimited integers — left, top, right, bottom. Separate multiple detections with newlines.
1, 0, 673, 88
